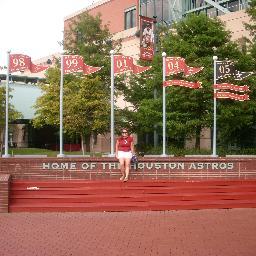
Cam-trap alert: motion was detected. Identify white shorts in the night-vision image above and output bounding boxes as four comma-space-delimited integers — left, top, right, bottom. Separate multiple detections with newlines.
117, 151, 132, 159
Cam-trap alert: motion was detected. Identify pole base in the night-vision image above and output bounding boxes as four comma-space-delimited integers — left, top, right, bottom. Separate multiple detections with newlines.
57, 153, 65, 158
2, 154, 11, 158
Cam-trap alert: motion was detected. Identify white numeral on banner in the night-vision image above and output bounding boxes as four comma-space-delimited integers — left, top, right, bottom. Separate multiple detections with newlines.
116, 59, 128, 69
65, 58, 78, 68
12, 57, 26, 67
218, 64, 231, 74
167, 61, 179, 70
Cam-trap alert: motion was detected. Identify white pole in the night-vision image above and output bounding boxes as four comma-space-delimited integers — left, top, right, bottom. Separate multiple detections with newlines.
3, 51, 11, 158
109, 50, 115, 156
162, 52, 167, 156
57, 55, 65, 157
212, 56, 218, 157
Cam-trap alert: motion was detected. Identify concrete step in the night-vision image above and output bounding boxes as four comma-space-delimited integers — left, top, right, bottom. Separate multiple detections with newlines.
9, 180, 256, 212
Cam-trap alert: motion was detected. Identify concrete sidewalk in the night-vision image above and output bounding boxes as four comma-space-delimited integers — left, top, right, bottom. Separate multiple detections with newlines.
0, 208, 255, 256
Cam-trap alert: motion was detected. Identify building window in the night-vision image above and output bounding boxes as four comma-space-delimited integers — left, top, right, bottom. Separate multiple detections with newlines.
125, 7, 136, 30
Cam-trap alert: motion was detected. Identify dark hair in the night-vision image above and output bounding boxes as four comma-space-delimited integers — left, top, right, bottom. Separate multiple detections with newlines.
121, 128, 129, 134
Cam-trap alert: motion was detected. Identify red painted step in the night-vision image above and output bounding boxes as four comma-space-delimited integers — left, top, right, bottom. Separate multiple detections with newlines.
10, 193, 256, 204
9, 179, 256, 212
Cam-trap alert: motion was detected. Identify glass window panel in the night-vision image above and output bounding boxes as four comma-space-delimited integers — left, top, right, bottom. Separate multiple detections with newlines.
206, 7, 217, 18
124, 7, 136, 30
140, 0, 148, 16
228, 0, 239, 12
146, 1, 154, 18
163, 0, 171, 23
140, 3, 147, 17
125, 12, 131, 29
155, 0, 163, 22
131, 9, 136, 28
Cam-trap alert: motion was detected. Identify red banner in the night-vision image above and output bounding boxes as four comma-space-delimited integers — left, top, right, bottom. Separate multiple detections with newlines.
113, 55, 134, 74
63, 55, 102, 75
184, 66, 204, 76
215, 92, 249, 101
30, 63, 48, 73
9, 54, 48, 73
140, 16, 155, 61
213, 83, 249, 92
164, 80, 202, 89
165, 57, 185, 75
133, 64, 151, 74
114, 55, 151, 75
63, 55, 84, 74
165, 57, 203, 76
9, 54, 31, 72
83, 63, 102, 75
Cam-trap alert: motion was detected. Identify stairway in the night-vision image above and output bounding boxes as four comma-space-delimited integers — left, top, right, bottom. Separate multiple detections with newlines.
9, 180, 256, 212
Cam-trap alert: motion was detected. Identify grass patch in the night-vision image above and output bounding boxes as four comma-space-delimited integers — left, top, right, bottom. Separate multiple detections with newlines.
3, 146, 256, 157
6, 148, 87, 157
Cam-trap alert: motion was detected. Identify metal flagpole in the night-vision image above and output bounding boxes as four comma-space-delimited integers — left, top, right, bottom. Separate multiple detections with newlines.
212, 56, 218, 157
57, 55, 65, 157
153, 2, 158, 148
3, 51, 11, 158
109, 50, 115, 156
162, 52, 167, 156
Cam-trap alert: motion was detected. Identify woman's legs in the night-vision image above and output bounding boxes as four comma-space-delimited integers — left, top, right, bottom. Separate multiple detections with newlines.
124, 158, 131, 181
119, 158, 125, 180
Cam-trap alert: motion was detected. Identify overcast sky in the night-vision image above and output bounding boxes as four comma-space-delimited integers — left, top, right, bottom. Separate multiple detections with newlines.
0, 0, 100, 66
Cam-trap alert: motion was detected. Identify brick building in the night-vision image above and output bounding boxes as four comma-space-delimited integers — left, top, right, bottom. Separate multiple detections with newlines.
62, 0, 251, 152
64, 0, 251, 58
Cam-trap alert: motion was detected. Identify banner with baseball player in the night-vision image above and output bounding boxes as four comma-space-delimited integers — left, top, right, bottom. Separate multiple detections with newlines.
140, 15, 155, 61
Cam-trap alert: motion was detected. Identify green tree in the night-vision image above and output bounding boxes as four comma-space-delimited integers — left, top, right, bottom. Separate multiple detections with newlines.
216, 1, 256, 148
0, 86, 22, 153
245, 0, 256, 60
33, 69, 109, 153
245, 0, 256, 42
64, 12, 121, 83
33, 12, 121, 153
123, 14, 241, 149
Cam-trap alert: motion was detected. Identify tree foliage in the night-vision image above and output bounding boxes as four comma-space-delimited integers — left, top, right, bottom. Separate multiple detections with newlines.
245, 0, 256, 43
0, 86, 23, 150
122, 14, 246, 149
64, 12, 121, 82
214, 1, 256, 147
33, 68, 110, 151
33, 12, 121, 152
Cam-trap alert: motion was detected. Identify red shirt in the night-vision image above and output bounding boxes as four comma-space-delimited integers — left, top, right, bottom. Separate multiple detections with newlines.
117, 136, 133, 152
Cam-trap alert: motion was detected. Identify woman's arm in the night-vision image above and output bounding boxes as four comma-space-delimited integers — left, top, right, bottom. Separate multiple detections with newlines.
115, 139, 119, 158
131, 141, 135, 155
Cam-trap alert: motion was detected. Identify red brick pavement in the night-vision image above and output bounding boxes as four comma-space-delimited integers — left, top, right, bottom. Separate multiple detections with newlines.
0, 208, 256, 256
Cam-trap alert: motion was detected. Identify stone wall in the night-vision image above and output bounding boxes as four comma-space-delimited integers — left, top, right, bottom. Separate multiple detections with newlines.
1, 157, 256, 181
0, 174, 11, 213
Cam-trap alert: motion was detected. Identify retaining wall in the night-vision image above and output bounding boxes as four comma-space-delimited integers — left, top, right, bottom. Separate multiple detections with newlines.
1, 157, 256, 180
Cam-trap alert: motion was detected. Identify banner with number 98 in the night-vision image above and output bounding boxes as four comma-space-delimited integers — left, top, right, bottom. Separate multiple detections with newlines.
9, 54, 31, 72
